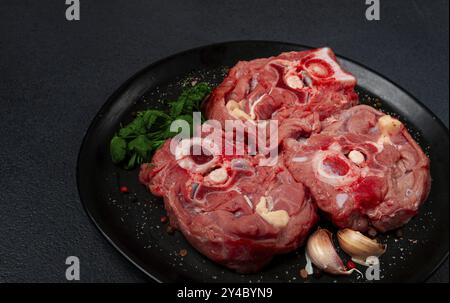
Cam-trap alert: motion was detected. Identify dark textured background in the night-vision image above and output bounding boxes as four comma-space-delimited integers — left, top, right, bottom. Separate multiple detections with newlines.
0, 0, 448, 282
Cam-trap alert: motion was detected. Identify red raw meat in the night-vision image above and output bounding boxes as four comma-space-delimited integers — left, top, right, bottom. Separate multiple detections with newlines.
284, 105, 431, 232
139, 48, 431, 273
204, 47, 358, 130
139, 129, 318, 273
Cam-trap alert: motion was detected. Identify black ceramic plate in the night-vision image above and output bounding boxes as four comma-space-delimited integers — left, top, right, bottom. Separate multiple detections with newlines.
77, 41, 449, 282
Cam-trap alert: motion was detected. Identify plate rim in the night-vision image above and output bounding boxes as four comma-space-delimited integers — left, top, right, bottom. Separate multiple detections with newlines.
76, 40, 449, 283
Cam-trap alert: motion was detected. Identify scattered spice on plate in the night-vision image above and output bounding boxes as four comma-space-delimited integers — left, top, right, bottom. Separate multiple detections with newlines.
128, 194, 138, 203
367, 227, 377, 238
119, 186, 129, 194
166, 225, 175, 235
179, 249, 188, 257
160, 216, 168, 224
346, 260, 356, 270
314, 268, 323, 279
299, 268, 308, 279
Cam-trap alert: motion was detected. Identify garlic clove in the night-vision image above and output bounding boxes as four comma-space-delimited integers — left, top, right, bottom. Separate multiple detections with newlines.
337, 228, 386, 266
306, 229, 357, 275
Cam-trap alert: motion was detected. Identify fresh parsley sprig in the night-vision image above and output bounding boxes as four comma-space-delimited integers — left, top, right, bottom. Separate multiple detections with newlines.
110, 82, 211, 169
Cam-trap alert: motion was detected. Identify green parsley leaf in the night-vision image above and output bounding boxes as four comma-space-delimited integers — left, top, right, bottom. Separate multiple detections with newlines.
110, 136, 127, 164
128, 135, 152, 160
110, 82, 212, 170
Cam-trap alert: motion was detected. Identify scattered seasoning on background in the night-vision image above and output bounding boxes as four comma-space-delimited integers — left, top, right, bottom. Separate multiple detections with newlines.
179, 249, 188, 257
128, 193, 138, 203
119, 186, 129, 194
160, 216, 168, 224
346, 260, 356, 270
166, 225, 175, 235
314, 268, 323, 279
299, 268, 308, 279
367, 227, 377, 238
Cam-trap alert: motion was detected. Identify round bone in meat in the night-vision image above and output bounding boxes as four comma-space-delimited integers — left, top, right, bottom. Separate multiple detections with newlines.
140, 135, 318, 273
284, 105, 430, 232
348, 150, 365, 165
175, 137, 220, 174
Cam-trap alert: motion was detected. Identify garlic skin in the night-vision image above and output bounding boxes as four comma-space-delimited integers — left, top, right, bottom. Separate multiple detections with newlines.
306, 229, 354, 275
304, 252, 314, 275
337, 228, 386, 266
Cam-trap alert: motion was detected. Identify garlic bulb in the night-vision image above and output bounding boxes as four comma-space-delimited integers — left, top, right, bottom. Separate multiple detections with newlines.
337, 228, 386, 266
306, 229, 358, 275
